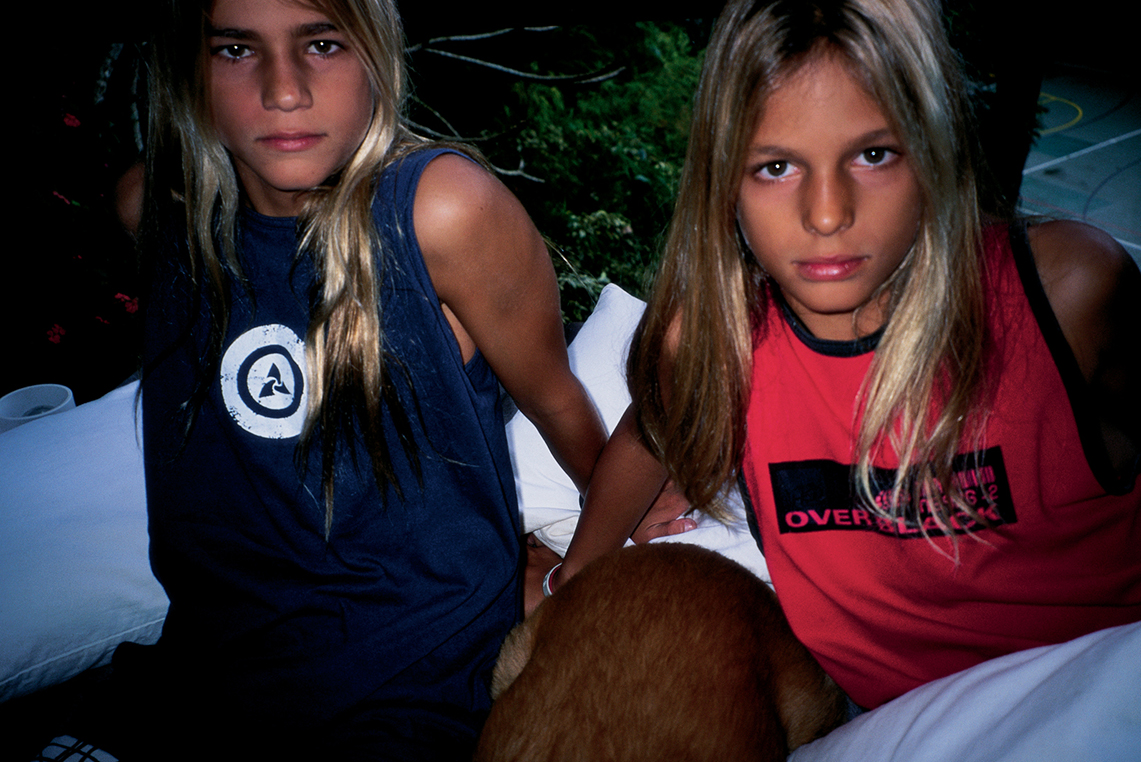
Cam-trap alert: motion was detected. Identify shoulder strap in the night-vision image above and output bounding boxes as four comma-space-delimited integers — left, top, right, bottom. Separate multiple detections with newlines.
737, 471, 765, 557
1007, 221, 1129, 493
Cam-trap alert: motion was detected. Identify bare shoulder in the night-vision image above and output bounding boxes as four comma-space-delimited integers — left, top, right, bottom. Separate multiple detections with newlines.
1027, 219, 1139, 381
408, 151, 607, 492
1028, 219, 1141, 475
410, 150, 552, 335
1028, 218, 1134, 292
413, 152, 536, 267
413, 152, 492, 230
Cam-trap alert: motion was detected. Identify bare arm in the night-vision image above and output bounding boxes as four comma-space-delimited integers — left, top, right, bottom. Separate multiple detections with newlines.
561, 406, 671, 575
542, 311, 696, 605
1029, 219, 1141, 477
415, 153, 607, 494
520, 404, 696, 612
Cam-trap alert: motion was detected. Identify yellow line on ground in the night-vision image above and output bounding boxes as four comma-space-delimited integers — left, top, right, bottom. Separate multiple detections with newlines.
1038, 92, 1083, 135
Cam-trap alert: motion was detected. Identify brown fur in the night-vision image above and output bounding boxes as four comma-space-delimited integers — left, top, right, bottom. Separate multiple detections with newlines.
476, 544, 846, 762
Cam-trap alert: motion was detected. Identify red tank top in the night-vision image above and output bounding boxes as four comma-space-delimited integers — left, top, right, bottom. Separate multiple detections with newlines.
741, 224, 1140, 708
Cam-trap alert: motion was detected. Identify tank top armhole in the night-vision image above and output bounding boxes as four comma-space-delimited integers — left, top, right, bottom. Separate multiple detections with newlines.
737, 470, 765, 557
376, 146, 483, 370
1008, 221, 1127, 494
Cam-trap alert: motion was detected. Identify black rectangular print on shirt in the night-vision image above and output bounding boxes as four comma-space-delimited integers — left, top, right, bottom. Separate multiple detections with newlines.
768, 446, 1016, 538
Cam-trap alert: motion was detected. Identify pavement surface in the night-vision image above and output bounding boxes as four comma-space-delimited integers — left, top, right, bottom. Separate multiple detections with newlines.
1019, 63, 1141, 265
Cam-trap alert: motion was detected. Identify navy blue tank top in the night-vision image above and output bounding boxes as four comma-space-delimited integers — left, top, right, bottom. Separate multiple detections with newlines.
141, 148, 520, 754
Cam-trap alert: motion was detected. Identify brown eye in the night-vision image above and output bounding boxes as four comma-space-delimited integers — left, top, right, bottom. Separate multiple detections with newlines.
758, 160, 793, 180
213, 44, 252, 60
308, 40, 343, 56
855, 147, 897, 167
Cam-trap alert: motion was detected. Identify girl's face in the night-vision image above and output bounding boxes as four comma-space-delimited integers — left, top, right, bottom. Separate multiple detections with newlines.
206, 0, 374, 217
736, 53, 922, 341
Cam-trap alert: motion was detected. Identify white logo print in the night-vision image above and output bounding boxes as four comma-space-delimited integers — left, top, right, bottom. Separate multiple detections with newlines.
220, 324, 308, 439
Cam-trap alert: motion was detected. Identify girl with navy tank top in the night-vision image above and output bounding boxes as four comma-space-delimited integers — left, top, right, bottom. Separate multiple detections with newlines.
107, 0, 608, 757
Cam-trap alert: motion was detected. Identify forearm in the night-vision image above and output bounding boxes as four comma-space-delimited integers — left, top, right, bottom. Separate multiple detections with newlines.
521, 376, 607, 495
557, 406, 668, 581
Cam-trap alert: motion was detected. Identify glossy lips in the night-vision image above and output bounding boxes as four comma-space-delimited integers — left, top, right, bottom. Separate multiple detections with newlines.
258, 133, 325, 152
794, 257, 869, 281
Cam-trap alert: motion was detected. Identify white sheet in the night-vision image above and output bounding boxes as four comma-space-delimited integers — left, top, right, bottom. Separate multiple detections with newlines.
0, 381, 166, 701
506, 284, 771, 583
792, 620, 1141, 761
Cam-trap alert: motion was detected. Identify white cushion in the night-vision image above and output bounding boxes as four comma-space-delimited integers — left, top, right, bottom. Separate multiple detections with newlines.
505, 283, 770, 583
792, 620, 1141, 762
0, 381, 167, 701
507, 283, 644, 544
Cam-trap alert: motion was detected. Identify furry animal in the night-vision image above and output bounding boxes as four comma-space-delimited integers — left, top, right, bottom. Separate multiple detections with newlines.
476, 544, 846, 761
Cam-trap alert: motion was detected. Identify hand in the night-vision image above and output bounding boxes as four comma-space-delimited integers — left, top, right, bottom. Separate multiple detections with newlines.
631, 480, 697, 543
523, 533, 564, 615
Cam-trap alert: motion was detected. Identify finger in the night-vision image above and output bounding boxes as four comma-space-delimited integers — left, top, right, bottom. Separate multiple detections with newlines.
662, 517, 698, 535
632, 516, 698, 543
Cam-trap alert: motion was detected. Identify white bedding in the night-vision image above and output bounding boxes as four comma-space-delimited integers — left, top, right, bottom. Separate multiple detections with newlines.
0, 381, 165, 701
1, 284, 1137, 759
792, 620, 1141, 762
507, 283, 770, 582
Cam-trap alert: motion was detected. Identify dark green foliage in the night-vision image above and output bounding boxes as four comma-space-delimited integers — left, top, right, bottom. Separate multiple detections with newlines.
512, 24, 703, 320
407, 22, 707, 321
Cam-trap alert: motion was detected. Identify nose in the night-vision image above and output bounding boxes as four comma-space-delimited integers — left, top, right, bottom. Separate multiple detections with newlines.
262, 53, 312, 111
802, 169, 854, 236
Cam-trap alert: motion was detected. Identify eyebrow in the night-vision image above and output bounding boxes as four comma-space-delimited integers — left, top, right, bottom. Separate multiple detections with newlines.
206, 21, 341, 40
747, 128, 898, 156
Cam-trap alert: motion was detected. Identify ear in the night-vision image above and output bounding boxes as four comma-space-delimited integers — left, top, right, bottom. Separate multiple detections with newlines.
489, 603, 546, 700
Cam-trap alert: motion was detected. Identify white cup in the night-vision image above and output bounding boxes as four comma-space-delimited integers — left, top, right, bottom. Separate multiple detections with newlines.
0, 384, 77, 433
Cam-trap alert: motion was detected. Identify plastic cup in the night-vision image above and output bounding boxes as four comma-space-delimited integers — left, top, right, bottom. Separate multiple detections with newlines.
0, 384, 76, 433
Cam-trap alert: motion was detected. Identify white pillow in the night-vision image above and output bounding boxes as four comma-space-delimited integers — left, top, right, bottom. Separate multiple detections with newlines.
506, 283, 770, 583
507, 284, 644, 544
0, 381, 167, 701
791, 621, 1141, 762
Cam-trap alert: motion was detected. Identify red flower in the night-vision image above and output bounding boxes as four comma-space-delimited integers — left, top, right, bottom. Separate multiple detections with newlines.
47, 324, 66, 344
115, 293, 139, 313
64, 113, 81, 128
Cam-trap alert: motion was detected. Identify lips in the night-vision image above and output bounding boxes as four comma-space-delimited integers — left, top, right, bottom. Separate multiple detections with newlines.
794, 256, 869, 281
258, 133, 324, 152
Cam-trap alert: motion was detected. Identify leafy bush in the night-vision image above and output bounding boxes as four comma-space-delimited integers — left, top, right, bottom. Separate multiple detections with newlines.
408, 22, 707, 320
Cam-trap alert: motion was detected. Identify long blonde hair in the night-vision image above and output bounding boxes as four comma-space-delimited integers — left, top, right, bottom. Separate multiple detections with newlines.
628, 0, 988, 532
145, 0, 439, 534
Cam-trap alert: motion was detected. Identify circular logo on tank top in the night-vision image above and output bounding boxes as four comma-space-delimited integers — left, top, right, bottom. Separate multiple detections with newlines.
220, 324, 308, 439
